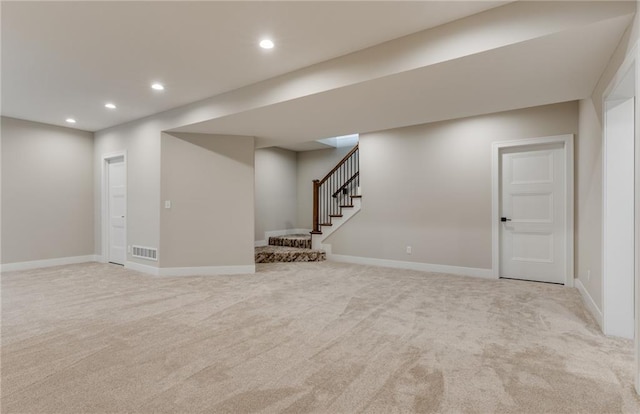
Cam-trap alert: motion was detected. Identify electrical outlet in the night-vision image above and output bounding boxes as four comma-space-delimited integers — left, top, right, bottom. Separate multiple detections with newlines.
164, 200, 171, 209
127, 245, 131, 253
406, 246, 412, 254
587, 270, 591, 281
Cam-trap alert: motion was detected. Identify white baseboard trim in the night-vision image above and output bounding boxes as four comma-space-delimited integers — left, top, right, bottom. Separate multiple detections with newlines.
1, 255, 100, 272
158, 265, 256, 277
125, 262, 255, 277
327, 253, 494, 279
575, 278, 603, 329
125, 260, 160, 276
255, 240, 267, 247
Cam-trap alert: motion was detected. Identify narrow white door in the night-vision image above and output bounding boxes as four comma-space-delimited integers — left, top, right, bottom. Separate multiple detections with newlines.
604, 97, 635, 339
500, 143, 566, 284
108, 158, 126, 265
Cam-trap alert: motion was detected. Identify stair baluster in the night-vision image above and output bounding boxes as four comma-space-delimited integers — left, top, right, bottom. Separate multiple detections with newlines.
312, 144, 359, 234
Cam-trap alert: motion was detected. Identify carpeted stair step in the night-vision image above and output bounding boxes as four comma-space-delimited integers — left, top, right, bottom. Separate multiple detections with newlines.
255, 246, 326, 263
268, 234, 311, 249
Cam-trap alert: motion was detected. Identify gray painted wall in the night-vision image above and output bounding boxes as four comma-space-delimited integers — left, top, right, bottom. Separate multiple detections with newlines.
576, 99, 604, 309
94, 119, 161, 266
326, 102, 579, 270
1, 117, 94, 264
160, 133, 255, 268
254, 147, 298, 241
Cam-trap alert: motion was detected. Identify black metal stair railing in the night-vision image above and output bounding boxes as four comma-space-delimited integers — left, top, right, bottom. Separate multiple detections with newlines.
312, 144, 359, 234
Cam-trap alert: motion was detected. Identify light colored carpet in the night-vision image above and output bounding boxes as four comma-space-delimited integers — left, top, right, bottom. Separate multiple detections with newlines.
1, 261, 638, 413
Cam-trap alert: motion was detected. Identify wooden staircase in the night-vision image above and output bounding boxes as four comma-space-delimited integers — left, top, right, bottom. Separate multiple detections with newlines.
310, 144, 361, 250
255, 144, 360, 263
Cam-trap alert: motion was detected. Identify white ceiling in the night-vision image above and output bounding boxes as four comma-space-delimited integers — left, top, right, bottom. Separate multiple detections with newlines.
202, 16, 633, 147
168, 2, 635, 148
1, 1, 509, 131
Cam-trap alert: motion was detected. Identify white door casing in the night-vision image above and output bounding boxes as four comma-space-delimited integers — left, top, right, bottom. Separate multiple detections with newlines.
500, 144, 566, 284
636, 62, 640, 398
491, 135, 574, 286
102, 152, 127, 265
108, 159, 126, 264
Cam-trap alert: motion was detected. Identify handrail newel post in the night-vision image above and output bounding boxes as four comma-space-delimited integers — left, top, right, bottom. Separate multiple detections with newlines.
312, 179, 320, 234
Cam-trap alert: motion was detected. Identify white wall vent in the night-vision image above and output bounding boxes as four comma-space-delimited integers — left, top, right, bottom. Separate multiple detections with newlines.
131, 245, 158, 261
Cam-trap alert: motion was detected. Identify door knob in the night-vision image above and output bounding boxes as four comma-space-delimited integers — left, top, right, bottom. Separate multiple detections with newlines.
501, 217, 511, 222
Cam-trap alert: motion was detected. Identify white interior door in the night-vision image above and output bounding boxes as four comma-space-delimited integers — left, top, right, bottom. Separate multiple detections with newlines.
604, 97, 635, 339
108, 157, 126, 265
500, 143, 566, 284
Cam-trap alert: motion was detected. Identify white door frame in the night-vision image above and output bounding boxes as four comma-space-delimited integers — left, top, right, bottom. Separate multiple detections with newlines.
101, 151, 127, 264
636, 60, 640, 398
636, 65, 640, 398
491, 135, 575, 286
601, 43, 638, 394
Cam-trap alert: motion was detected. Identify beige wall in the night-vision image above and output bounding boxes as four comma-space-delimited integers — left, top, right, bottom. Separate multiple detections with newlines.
254, 147, 298, 241
576, 99, 605, 309
1, 117, 94, 264
94, 120, 161, 266
160, 133, 255, 268
575, 3, 640, 312
326, 102, 578, 269
296, 146, 354, 229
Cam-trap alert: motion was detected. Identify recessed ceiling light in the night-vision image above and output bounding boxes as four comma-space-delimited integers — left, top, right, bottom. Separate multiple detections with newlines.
66, 118, 76, 124
151, 83, 165, 91
105, 103, 116, 109
259, 39, 274, 49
